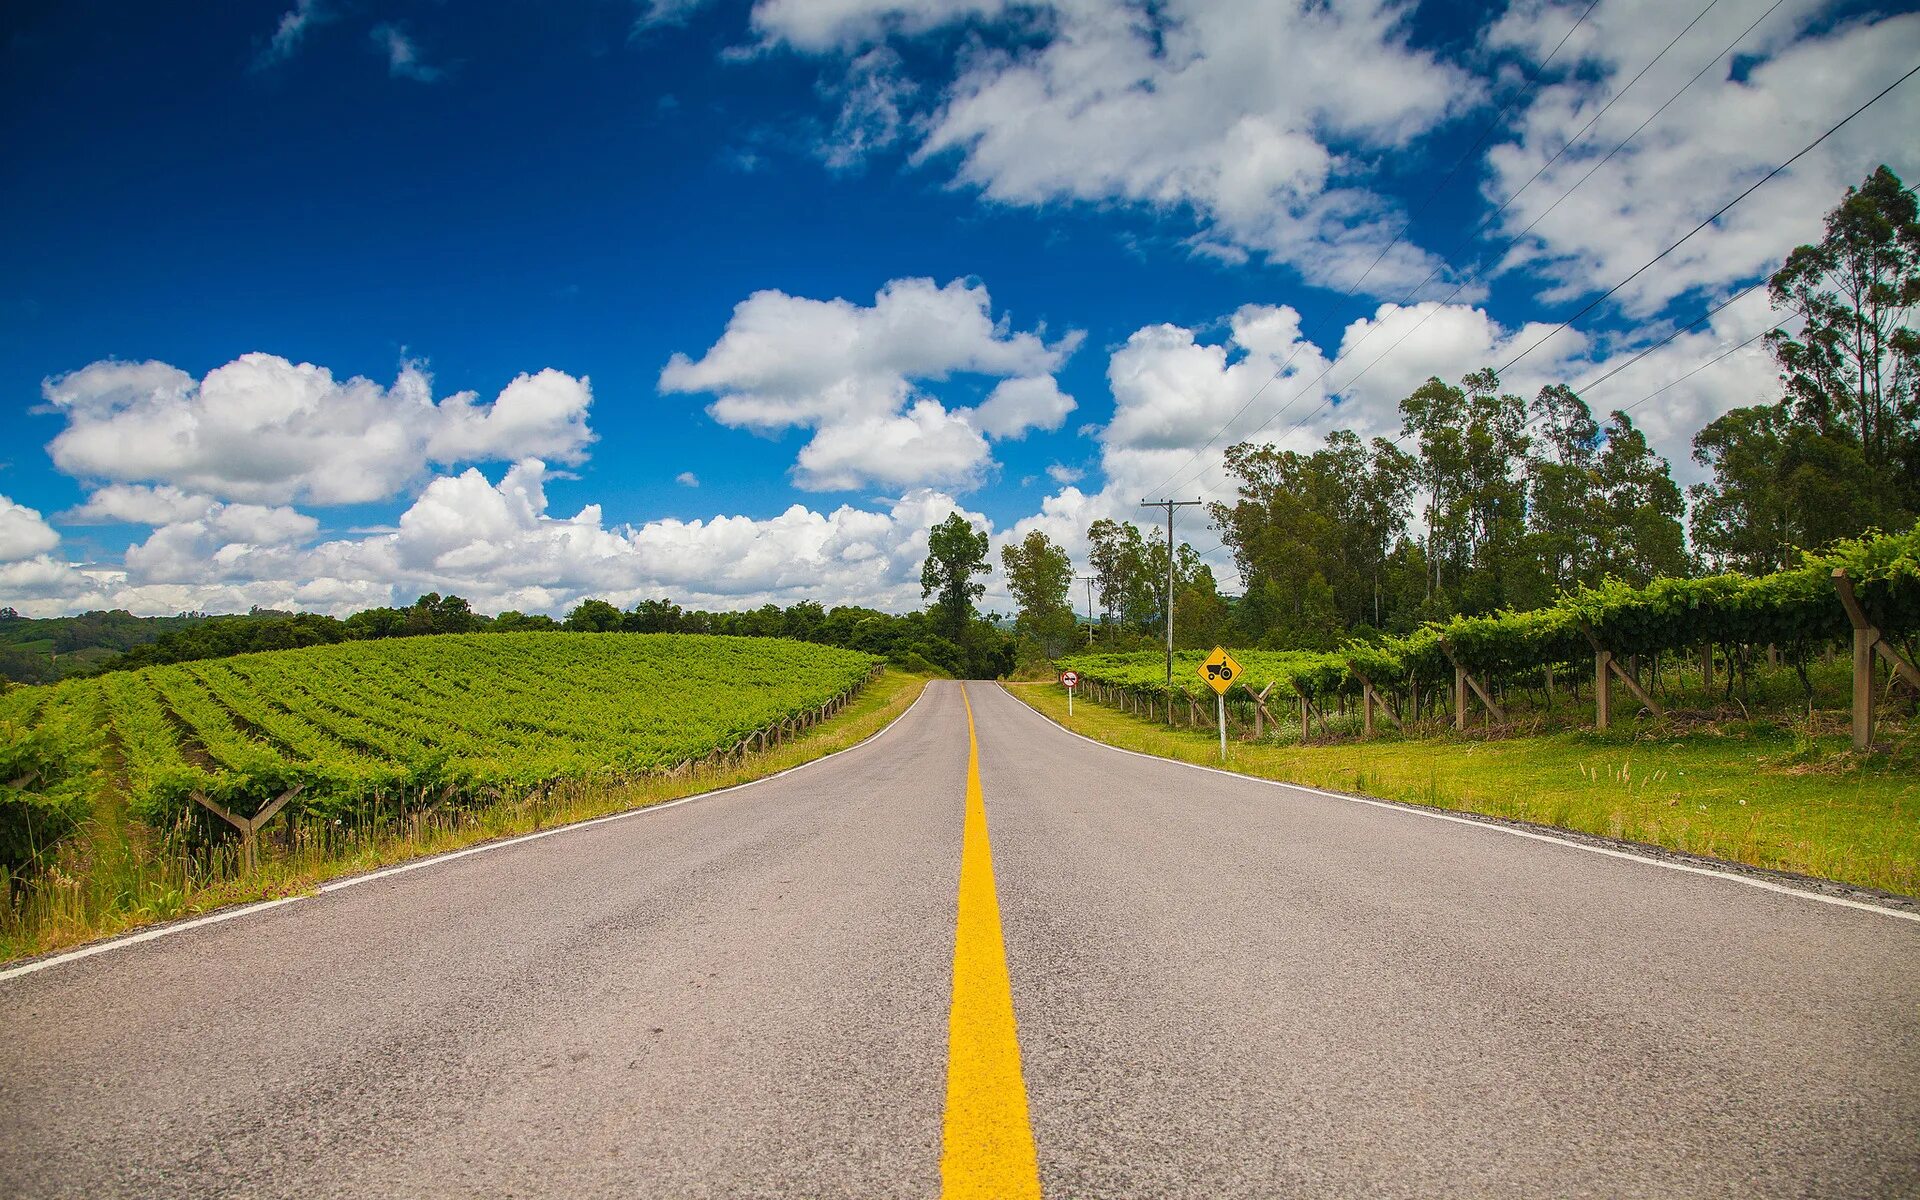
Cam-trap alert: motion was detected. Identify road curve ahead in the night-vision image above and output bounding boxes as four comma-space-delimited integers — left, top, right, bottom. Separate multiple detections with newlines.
3, 680, 1917, 1198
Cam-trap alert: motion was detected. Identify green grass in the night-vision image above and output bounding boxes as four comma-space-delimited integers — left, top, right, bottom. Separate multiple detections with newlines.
1008, 682, 1920, 898
0, 670, 932, 965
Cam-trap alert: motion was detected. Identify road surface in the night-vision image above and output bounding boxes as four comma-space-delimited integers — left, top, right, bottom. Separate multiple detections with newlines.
3, 680, 1917, 1197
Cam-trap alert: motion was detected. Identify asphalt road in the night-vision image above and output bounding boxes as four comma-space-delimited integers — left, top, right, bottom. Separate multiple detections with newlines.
3, 680, 1918, 1197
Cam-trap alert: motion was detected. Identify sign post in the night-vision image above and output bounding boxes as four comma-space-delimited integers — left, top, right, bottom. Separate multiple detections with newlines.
1061, 670, 1080, 717
1198, 646, 1242, 762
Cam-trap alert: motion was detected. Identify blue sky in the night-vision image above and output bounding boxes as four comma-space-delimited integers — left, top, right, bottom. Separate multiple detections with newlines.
1, 0, 1916, 616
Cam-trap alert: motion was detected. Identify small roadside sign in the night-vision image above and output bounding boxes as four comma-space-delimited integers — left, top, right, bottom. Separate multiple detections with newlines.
1199, 646, 1242, 696
1061, 671, 1080, 688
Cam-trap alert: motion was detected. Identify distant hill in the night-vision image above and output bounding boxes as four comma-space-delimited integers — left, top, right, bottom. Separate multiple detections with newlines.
0, 609, 258, 684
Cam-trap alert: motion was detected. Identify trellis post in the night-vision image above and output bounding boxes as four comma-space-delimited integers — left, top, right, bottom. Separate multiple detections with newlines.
1349, 665, 1385, 739
1834, 568, 1920, 749
1245, 682, 1275, 740
189, 785, 304, 875
1438, 639, 1503, 729
1594, 649, 1612, 731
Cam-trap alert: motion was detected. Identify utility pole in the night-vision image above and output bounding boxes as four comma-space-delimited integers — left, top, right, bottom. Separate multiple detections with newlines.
1139, 498, 1203, 690
1077, 575, 1095, 646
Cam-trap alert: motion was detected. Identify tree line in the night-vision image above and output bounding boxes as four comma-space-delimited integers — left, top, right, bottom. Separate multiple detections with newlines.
997, 166, 1919, 659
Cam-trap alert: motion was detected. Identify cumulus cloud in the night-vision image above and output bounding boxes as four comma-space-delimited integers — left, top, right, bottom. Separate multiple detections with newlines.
123, 503, 321, 583
967, 375, 1076, 440
1011, 294, 1614, 589
676, 472, 700, 487
0, 496, 61, 562
43, 354, 594, 507
745, 0, 1472, 293
2, 459, 1000, 619
59, 484, 217, 526
660, 276, 1080, 491
1484, 1, 1920, 314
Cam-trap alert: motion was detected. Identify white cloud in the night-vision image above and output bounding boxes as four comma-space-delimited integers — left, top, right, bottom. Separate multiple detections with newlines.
660, 276, 1080, 491
1328, 301, 1587, 421
751, 0, 1013, 52
1011, 294, 1608, 590
1484, 2, 1920, 314
43, 354, 594, 507
257, 0, 325, 67
818, 48, 917, 171
751, 0, 1473, 293
372, 23, 443, 82
0, 496, 61, 562
123, 503, 321, 584
967, 375, 1076, 440
1045, 463, 1083, 485
2, 460, 1001, 618
791, 399, 992, 491
676, 471, 700, 487
59, 484, 217, 526
1554, 285, 1783, 484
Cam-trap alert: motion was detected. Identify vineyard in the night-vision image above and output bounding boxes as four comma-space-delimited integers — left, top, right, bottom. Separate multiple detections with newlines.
1062, 525, 1920, 744
1, 633, 882, 880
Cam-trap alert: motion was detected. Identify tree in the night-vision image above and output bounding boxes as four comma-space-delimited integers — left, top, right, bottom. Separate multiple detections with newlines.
1766, 164, 1919, 515
1591, 411, 1688, 585
1210, 430, 1417, 642
1400, 369, 1530, 613
1524, 383, 1603, 603
921, 512, 990, 635
1086, 518, 1156, 636
565, 598, 625, 632
1000, 530, 1076, 657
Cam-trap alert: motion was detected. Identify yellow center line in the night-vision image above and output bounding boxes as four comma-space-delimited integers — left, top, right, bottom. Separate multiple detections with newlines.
940, 684, 1042, 1199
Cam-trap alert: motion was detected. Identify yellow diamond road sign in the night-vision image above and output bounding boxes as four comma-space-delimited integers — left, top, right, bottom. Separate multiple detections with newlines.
1199, 645, 1242, 695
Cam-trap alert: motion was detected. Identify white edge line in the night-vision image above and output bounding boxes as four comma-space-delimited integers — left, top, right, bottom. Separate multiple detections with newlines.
0, 678, 938, 985
999, 684, 1920, 927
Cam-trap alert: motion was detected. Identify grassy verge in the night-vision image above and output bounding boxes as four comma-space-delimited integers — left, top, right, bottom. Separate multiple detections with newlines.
1, 671, 932, 965
1005, 682, 1920, 898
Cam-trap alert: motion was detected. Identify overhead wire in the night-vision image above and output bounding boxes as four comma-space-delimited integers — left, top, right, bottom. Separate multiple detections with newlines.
1190, 0, 1804, 481
1139, 0, 1603, 500
1149, 0, 1749, 500
1494, 58, 1920, 375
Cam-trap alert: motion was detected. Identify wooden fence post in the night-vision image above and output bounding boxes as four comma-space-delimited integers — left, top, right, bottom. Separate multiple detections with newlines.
1298, 694, 1310, 743
1349, 666, 1385, 739
1437, 639, 1503, 729
189, 785, 304, 875
1701, 643, 1713, 691
1245, 682, 1274, 740
1834, 568, 1920, 749
1594, 650, 1611, 731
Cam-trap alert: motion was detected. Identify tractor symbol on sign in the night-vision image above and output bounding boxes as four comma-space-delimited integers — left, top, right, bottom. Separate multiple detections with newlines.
1205, 661, 1234, 683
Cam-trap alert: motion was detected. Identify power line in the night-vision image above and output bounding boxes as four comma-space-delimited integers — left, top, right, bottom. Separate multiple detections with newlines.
1496, 58, 1920, 375
1140, 0, 1602, 500
1617, 322, 1785, 418
1224, 43, 1916, 475
1154, 0, 1802, 495
1571, 278, 1767, 398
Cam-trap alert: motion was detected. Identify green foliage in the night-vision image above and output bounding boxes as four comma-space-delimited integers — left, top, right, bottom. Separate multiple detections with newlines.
0, 684, 101, 875
4, 634, 881, 855
1001, 530, 1077, 657
921, 513, 992, 636
1063, 523, 1920, 709
1692, 165, 1920, 570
